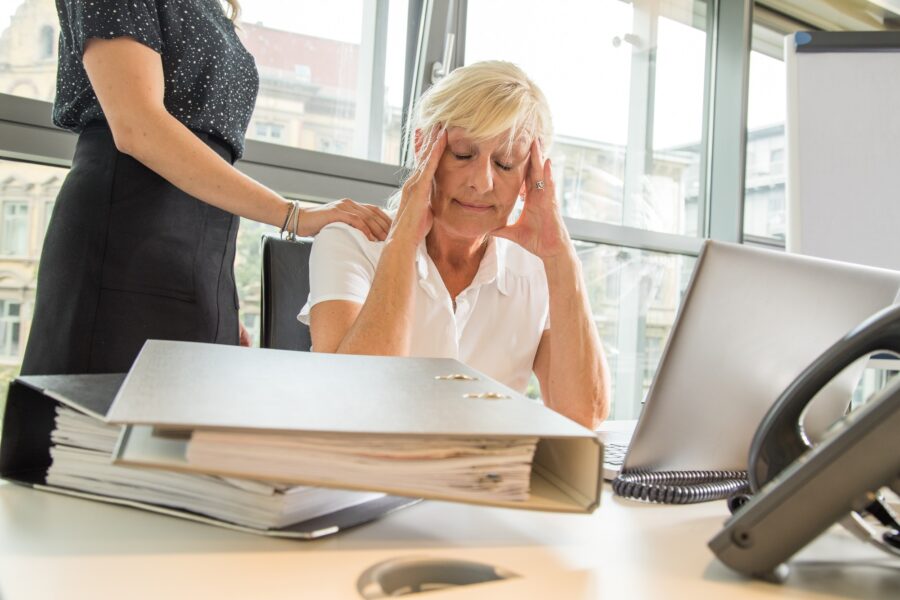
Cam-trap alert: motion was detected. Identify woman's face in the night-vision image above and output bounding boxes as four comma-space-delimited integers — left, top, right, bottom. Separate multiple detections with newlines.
427, 126, 530, 241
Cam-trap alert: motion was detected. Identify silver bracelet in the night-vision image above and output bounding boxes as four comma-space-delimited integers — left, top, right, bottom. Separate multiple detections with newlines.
280, 200, 299, 240
292, 200, 302, 239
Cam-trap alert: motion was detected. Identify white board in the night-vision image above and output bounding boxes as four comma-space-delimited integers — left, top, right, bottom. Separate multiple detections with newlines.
785, 32, 900, 271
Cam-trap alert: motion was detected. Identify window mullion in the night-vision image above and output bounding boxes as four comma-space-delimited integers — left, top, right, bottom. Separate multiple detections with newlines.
704, 0, 752, 242
402, 0, 464, 165
357, 0, 391, 162
615, 0, 661, 420
622, 0, 659, 228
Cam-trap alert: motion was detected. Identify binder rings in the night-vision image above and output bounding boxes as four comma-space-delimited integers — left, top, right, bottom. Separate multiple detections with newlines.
108, 340, 604, 513
0, 373, 417, 539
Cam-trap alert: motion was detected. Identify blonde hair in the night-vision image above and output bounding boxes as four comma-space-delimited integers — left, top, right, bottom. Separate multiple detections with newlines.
222, 0, 241, 21
406, 60, 553, 170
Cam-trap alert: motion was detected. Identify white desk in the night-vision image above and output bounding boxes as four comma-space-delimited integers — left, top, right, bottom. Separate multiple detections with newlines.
0, 482, 896, 599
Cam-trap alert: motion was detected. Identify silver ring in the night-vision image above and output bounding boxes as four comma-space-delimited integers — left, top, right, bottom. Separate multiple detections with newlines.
535, 180, 545, 190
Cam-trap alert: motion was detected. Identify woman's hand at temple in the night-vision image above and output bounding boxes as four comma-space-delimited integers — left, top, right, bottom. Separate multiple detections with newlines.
491, 139, 571, 262
308, 130, 447, 356
388, 129, 448, 248
495, 139, 610, 428
296, 198, 393, 242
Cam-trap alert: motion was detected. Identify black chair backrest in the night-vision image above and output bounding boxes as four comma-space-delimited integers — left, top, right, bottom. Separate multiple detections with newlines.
260, 234, 314, 351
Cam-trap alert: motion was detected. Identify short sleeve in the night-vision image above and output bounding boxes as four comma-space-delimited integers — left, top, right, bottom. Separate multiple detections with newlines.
297, 223, 378, 325
60, 0, 163, 57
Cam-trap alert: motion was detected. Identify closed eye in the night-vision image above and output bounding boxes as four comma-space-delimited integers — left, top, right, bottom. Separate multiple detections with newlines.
494, 160, 513, 172
452, 153, 473, 161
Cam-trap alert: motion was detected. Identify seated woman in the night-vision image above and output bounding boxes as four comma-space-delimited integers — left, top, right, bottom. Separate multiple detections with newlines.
299, 61, 609, 428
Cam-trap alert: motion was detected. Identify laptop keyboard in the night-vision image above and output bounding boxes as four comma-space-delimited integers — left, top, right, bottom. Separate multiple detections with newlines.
604, 442, 628, 467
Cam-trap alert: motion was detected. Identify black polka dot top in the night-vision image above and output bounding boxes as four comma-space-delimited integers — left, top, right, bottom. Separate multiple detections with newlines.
53, 0, 259, 159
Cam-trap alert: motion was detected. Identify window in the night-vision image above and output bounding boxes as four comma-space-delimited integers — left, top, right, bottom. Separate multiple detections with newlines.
0, 299, 21, 359
0, 0, 411, 163
39, 24, 54, 60
0, 200, 28, 256
465, 0, 709, 236
465, 0, 707, 416
0, 0, 58, 101
238, 0, 410, 164
743, 20, 788, 242
576, 242, 695, 419
254, 121, 285, 141
5, 0, 899, 426
742, 3, 900, 244
0, 159, 68, 405
1, 202, 28, 256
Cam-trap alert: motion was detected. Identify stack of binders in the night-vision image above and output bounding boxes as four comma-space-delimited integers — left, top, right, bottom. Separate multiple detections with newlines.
1, 340, 603, 537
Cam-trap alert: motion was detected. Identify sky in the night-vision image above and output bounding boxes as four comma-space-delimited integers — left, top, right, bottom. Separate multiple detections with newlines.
1, 0, 785, 148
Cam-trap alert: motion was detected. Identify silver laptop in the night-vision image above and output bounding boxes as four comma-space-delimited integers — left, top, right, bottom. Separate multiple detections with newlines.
600, 240, 900, 481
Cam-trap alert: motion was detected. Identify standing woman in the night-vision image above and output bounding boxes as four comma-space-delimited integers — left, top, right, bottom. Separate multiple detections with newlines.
21, 0, 390, 375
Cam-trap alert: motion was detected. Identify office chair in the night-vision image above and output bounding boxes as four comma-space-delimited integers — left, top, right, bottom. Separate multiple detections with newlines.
260, 234, 314, 351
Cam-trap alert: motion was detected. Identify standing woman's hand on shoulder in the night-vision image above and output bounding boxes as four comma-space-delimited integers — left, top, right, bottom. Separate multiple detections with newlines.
294, 199, 393, 242
389, 129, 447, 248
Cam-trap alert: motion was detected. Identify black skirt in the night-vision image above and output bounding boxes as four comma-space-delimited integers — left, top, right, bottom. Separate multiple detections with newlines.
21, 123, 240, 375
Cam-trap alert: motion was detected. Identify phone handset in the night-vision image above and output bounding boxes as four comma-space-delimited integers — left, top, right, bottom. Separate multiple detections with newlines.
749, 302, 900, 491
710, 304, 900, 581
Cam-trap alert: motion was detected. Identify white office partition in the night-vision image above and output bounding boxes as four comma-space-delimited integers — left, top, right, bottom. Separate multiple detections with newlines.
785, 32, 900, 270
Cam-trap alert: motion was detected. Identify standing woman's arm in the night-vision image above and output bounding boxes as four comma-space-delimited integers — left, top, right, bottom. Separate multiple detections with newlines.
81, 37, 391, 240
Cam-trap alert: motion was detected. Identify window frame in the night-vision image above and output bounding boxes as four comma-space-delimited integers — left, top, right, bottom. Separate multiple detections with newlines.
0, 0, 757, 257
0, 0, 766, 417
741, 4, 820, 248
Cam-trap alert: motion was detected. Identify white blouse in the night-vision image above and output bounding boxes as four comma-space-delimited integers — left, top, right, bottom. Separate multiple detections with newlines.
298, 223, 550, 393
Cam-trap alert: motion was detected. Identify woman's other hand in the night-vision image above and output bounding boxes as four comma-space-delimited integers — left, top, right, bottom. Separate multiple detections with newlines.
491, 139, 571, 261
388, 129, 447, 247
296, 199, 392, 241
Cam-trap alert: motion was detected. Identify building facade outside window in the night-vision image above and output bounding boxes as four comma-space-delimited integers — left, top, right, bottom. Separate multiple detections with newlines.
235, 0, 410, 164
0, 159, 66, 400
0, 299, 21, 360
0, 0, 411, 163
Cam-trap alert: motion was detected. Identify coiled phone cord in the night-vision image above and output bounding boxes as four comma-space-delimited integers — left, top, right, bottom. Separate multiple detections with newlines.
612, 470, 750, 504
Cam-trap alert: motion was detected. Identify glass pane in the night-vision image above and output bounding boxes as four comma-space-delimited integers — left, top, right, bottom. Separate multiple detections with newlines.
743, 23, 787, 241
576, 242, 695, 419
238, 0, 409, 164
465, 0, 709, 236
0, 0, 59, 102
1, 201, 29, 256
0, 0, 409, 164
0, 157, 66, 419
0, 159, 66, 411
